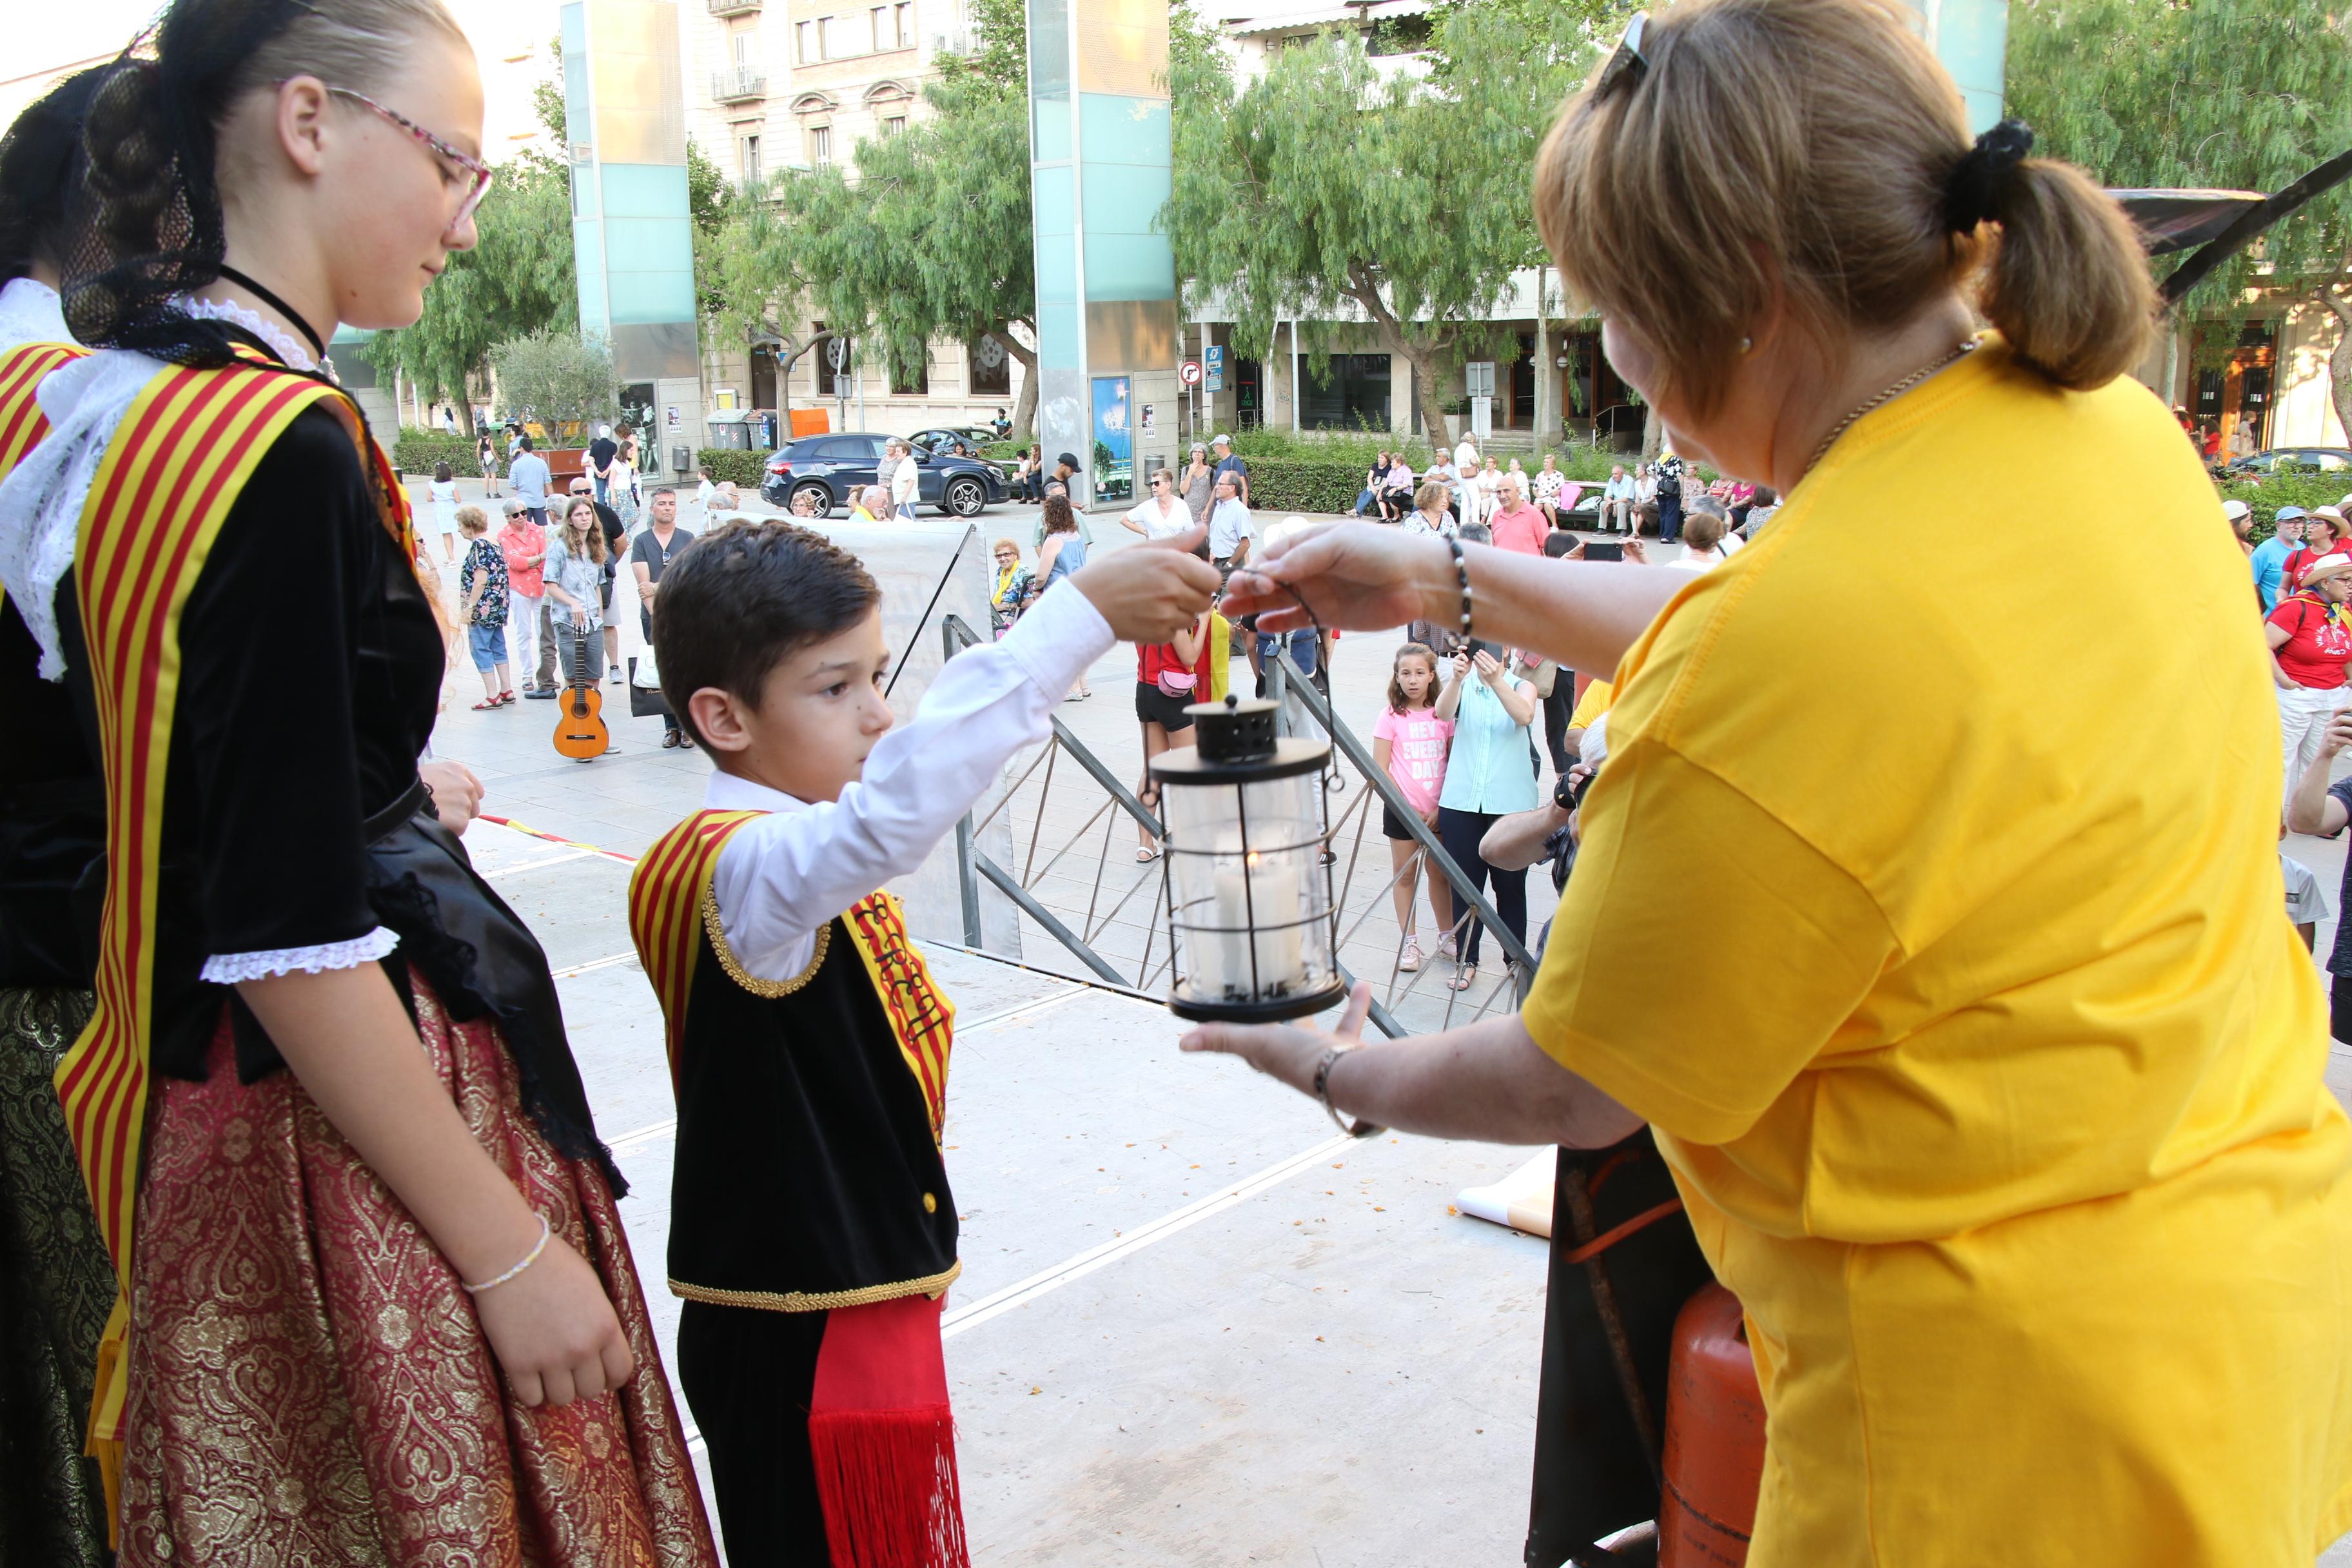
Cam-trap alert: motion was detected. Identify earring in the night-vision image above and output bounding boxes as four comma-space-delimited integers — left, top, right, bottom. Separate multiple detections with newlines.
1739, 335, 1754, 355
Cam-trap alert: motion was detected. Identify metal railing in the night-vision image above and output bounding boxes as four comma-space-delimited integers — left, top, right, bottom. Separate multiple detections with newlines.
707, 0, 762, 13
941, 615, 1547, 1045
710, 68, 767, 101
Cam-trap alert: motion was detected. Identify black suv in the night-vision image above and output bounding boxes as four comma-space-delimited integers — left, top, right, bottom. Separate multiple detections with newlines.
760, 432, 1005, 518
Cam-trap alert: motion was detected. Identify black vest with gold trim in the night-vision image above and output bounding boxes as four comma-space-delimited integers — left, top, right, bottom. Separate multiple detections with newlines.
631, 809, 959, 1310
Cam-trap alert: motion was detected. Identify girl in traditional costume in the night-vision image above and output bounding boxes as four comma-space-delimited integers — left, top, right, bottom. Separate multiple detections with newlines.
0, 1, 717, 1560
0, 65, 117, 1568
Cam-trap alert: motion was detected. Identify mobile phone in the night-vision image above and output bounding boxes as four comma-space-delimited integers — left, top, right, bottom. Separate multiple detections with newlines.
1582, 539, 1625, 564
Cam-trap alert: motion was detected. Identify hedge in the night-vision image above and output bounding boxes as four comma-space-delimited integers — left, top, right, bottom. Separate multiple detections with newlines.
2224, 468, 2350, 544
1237, 458, 1373, 515
391, 429, 483, 475
697, 448, 770, 488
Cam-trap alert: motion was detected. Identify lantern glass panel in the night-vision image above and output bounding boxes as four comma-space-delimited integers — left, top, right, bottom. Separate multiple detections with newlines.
1161, 770, 1338, 1014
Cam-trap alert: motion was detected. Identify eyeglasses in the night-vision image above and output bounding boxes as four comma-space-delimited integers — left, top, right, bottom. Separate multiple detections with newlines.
1594, 10, 1651, 99
326, 86, 494, 226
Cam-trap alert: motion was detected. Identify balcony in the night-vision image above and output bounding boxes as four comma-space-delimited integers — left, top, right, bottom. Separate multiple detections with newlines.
707, 0, 761, 12
710, 68, 767, 103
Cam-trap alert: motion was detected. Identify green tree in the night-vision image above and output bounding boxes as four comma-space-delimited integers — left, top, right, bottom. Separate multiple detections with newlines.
2008, 0, 2352, 435
707, 68, 1042, 436
493, 328, 619, 442
369, 48, 576, 433
1163, 2, 1605, 446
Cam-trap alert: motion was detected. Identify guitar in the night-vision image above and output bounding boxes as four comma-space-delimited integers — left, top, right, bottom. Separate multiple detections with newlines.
552, 620, 611, 760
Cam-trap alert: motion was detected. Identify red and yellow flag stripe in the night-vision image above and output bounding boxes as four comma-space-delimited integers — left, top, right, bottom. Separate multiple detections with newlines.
846, 893, 956, 1141
0, 338, 83, 477
628, 809, 957, 1136
57, 356, 390, 1467
629, 808, 765, 1081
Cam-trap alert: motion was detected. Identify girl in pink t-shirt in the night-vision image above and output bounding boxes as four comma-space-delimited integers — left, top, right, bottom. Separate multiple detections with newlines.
1372, 642, 1455, 972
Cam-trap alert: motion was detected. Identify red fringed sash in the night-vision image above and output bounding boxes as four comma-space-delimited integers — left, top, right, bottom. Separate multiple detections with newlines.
808, 1294, 970, 1568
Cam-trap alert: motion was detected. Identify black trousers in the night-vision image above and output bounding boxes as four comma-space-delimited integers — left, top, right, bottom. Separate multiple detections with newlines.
677, 1300, 835, 1568
1436, 805, 1528, 967
1539, 676, 1576, 776
1656, 493, 1683, 544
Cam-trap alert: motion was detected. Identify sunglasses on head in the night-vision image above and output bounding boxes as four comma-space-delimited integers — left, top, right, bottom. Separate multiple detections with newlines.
1594, 10, 1651, 99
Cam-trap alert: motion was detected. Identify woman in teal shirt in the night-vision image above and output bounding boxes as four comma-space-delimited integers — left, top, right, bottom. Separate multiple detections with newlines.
1435, 618, 1540, 990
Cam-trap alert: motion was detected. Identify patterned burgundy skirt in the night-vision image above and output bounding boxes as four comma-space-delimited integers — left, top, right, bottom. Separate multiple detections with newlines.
118, 970, 718, 1567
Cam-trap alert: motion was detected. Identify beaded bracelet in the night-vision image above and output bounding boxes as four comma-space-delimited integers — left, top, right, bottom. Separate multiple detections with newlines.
464, 1213, 551, 1295
1446, 534, 1474, 640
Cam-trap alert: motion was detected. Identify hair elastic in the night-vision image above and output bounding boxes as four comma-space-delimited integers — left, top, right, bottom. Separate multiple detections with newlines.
1944, 119, 2034, 234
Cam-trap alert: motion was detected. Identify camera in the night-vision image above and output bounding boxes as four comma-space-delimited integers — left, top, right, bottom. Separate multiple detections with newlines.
1553, 765, 1598, 814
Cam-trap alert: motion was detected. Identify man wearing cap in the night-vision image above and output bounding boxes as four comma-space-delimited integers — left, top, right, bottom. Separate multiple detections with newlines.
1211, 433, 1250, 505
2249, 504, 2300, 611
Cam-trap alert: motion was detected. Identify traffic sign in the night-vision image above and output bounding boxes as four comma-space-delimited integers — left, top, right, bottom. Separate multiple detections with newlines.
1204, 344, 1226, 391
1179, 359, 1203, 386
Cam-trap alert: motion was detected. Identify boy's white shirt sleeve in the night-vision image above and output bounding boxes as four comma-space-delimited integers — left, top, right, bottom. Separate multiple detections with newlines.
705, 580, 1113, 981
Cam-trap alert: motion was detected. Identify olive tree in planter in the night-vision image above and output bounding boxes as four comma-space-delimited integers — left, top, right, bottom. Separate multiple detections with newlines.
491, 329, 620, 454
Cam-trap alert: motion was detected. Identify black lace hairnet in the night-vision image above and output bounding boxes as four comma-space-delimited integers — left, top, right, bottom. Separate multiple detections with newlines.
0, 66, 110, 285
60, 0, 317, 365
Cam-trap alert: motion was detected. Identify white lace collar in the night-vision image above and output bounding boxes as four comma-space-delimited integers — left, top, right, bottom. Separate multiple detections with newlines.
0, 276, 71, 353
173, 294, 329, 377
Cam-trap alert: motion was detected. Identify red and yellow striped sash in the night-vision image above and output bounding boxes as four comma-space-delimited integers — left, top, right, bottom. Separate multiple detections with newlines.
0, 338, 83, 476
629, 808, 957, 1137
629, 808, 767, 1081
56, 356, 399, 1475
846, 892, 955, 1141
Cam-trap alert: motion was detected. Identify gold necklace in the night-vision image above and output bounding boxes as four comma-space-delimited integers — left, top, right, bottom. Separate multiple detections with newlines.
1805, 338, 1979, 476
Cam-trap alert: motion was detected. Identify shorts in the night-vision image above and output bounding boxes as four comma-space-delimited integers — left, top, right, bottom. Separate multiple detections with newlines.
1135, 681, 1197, 732
1381, 804, 1422, 841
466, 622, 507, 672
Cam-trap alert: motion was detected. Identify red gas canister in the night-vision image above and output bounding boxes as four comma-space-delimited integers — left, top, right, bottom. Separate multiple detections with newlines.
1656, 1283, 1767, 1568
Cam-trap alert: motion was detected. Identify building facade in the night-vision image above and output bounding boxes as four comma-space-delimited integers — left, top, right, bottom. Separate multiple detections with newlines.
683, 0, 1035, 438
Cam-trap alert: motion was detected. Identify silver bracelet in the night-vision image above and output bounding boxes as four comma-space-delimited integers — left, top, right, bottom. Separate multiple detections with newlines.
463, 1213, 551, 1295
1313, 1046, 1354, 1135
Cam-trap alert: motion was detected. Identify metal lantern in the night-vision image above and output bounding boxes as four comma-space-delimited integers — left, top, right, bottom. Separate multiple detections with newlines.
1152, 696, 1346, 1023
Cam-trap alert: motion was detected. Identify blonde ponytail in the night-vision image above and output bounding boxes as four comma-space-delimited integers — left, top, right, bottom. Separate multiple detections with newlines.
1973, 157, 2156, 391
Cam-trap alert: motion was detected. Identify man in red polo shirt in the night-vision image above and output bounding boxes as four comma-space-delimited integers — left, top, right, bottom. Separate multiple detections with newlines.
1489, 473, 1549, 557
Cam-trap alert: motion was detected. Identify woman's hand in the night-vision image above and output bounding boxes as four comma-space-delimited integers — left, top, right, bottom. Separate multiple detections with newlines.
1068, 525, 1221, 642
418, 760, 484, 835
469, 1225, 636, 1407
1220, 522, 1451, 634
1180, 983, 1371, 1095
1623, 538, 1650, 564
1451, 651, 1473, 683
1472, 648, 1503, 682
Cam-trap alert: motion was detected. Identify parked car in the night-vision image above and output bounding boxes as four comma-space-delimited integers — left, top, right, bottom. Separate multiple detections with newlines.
760, 432, 1006, 518
2223, 447, 2352, 481
907, 426, 999, 457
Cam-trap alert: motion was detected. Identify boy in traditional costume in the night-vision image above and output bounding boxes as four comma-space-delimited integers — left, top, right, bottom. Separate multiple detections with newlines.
631, 518, 1215, 1566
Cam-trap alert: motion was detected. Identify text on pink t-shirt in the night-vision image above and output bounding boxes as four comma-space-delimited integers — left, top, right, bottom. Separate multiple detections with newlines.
1373, 706, 1453, 815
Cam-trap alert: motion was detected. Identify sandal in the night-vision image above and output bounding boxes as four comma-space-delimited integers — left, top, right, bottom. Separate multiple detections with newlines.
498, 690, 516, 705
471, 698, 500, 710
1398, 939, 1423, 974
1450, 962, 1478, 992
1135, 845, 1161, 863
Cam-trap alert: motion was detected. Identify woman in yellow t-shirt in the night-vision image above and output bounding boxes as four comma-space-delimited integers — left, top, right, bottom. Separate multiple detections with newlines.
1186, 2, 2352, 1563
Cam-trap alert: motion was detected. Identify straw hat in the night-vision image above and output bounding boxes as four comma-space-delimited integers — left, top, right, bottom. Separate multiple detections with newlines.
2301, 553, 2352, 587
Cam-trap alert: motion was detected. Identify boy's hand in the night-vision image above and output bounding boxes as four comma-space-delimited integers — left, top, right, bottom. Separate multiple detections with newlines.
1069, 525, 1220, 643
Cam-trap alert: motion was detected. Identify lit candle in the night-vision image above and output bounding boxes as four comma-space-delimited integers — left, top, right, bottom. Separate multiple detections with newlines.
1207, 837, 1304, 1001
